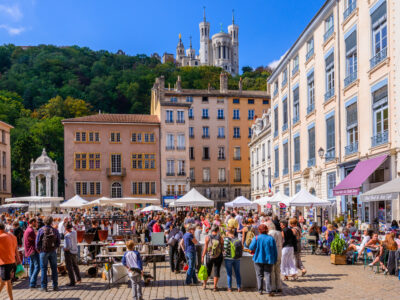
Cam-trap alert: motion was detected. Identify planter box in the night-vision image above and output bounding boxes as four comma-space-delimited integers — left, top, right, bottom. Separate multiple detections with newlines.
330, 254, 346, 265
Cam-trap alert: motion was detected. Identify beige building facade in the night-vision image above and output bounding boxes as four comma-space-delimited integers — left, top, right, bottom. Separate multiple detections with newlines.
0, 121, 13, 204
268, 0, 400, 222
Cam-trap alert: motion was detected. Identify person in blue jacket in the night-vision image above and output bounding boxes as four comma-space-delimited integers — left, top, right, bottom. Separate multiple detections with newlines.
249, 224, 277, 296
122, 240, 143, 300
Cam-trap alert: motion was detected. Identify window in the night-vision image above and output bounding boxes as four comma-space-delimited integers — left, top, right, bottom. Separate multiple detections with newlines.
166, 110, 173, 123
186, 96, 193, 103
234, 168, 241, 182
372, 84, 388, 146
293, 86, 299, 124
218, 127, 225, 138
284, 184, 290, 196
203, 147, 210, 160
189, 147, 194, 160
111, 154, 122, 173
295, 181, 301, 194
178, 160, 185, 175
166, 185, 175, 196
132, 182, 156, 195
110, 132, 120, 143
217, 109, 224, 119
267, 140, 271, 159
234, 188, 241, 197
89, 153, 101, 170
166, 134, 174, 150
346, 102, 358, 155
190, 168, 195, 181
248, 99, 254, 104
248, 127, 252, 138
131, 132, 154, 143
282, 69, 288, 87
308, 126, 315, 167
233, 109, 240, 120
274, 147, 279, 178
283, 142, 288, 175
325, 52, 335, 101
345, 29, 357, 87
273, 82, 278, 97
188, 108, 194, 119
293, 136, 300, 172
111, 182, 122, 198
344, 0, 357, 20
324, 14, 334, 41
292, 55, 299, 75
370, 1, 387, 68
177, 110, 185, 123
233, 98, 239, 104
256, 147, 260, 165
263, 99, 269, 105
202, 126, 209, 138
307, 72, 315, 114
326, 115, 335, 161
274, 107, 279, 137
75, 181, 101, 196
262, 143, 265, 161
202, 108, 209, 119
248, 109, 255, 120
202, 96, 208, 102
2, 152, 5, 167
233, 127, 240, 138
233, 146, 241, 160
1, 130, 5, 144
131, 153, 156, 169
282, 98, 288, 131
218, 168, 226, 182
2, 175, 5, 191
218, 146, 225, 160
203, 168, 210, 182
306, 38, 314, 60
177, 134, 185, 150
75, 153, 101, 170
217, 98, 224, 104
327, 172, 336, 199
167, 160, 175, 175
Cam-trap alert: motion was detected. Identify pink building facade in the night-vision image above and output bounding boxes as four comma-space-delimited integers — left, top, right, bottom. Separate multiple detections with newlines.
0, 121, 13, 204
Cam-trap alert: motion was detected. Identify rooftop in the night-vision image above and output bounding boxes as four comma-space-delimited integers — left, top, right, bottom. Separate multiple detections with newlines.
62, 114, 160, 124
163, 88, 269, 98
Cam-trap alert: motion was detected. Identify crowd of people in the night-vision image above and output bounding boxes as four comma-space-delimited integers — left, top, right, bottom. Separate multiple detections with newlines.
1, 207, 400, 299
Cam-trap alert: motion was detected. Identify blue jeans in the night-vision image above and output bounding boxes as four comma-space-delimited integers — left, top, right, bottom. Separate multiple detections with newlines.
39, 251, 58, 289
185, 252, 198, 285
29, 253, 40, 288
225, 259, 241, 289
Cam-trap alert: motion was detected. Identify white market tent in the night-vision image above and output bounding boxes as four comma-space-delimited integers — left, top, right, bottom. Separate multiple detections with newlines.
269, 192, 291, 206
172, 188, 214, 207
60, 195, 88, 209
110, 197, 160, 205
141, 205, 163, 213
226, 196, 257, 208
253, 195, 272, 206
0, 203, 29, 208
5, 196, 64, 203
289, 189, 331, 207
80, 197, 118, 208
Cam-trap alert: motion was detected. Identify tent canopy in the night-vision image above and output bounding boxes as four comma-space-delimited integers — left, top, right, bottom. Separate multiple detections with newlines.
269, 192, 290, 206
226, 196, 257, 208
253, 196, 272, 206
80, 197, 119, 208
60, 195, 88, 208
1, 203, 28, 208
289, 189, 331, 207
5, 196, 63, 203
360, 177, 400, 202
110, 197, 160, 205
173, 188, 214, 207
141, 205, 163, 213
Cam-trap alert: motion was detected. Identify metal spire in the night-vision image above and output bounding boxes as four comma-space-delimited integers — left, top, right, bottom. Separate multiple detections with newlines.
220, 22, 223, 33
232, 9, 235, 24
203, 6, 206, 22
189, 35, 192, 48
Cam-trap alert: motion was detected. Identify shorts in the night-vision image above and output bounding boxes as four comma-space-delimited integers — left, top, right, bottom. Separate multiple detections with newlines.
0, 264, 15, 281
206, 255, 223, 278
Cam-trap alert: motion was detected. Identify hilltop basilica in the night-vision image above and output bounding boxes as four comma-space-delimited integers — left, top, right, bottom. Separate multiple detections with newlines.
162, 9, 239, 76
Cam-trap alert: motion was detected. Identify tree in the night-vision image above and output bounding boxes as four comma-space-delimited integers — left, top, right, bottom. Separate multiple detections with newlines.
242, 66, 253, 73
0, 90, 30, 125
35, 95, 93, 119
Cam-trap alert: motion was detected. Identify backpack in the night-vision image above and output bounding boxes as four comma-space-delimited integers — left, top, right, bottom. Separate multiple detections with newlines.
245, 226, 255, 247
227, 237, 243, 259
207, 234, 222, 259
42, 227, 58, 252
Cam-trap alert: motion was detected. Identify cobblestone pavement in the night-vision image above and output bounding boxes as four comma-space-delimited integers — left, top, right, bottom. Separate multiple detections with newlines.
6, 254, 400, 300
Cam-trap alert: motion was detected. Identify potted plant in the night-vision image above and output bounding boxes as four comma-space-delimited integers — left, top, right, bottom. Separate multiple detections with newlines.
330, 234, 347, 265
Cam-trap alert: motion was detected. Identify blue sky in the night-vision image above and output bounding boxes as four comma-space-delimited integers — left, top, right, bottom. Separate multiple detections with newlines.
0, 0, 326, 71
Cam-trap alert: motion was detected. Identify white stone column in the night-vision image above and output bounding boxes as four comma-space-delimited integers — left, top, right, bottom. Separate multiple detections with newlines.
30, 175, 36, 196
54, 175, 58, 197
46, 175, 51, 197
38, 176, 43, 196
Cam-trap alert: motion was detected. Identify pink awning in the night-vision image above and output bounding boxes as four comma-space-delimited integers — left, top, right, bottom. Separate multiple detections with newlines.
333, 154, 388, 196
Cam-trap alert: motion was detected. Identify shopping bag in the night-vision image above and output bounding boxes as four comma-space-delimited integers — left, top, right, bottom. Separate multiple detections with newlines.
197, 265, 208, 281
15, 264, 26, 278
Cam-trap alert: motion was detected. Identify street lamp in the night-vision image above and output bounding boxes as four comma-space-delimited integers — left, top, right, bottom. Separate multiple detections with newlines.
318, 147, 325, 159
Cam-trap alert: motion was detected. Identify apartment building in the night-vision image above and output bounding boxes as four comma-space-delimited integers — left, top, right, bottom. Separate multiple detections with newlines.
0, 121, 13, 204
249, 112, 273, 200
62, 114, 161, 202
151, 73, 269, 207
268, 0, 399, 222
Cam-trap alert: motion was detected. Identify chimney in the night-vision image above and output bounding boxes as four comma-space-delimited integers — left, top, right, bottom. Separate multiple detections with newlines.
220, 72, 228, 93
176, 75, 182, 91
238, 77, 242, 92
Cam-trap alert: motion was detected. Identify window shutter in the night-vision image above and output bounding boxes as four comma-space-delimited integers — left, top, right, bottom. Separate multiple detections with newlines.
371, 1, 387, 29
345, 30, 357, 55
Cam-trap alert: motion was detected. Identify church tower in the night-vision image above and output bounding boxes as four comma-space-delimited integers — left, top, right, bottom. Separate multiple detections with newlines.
228, 10, 239, 75
176, 33, 185, 64
199, 7, 211, 65
186, 36, 196, 59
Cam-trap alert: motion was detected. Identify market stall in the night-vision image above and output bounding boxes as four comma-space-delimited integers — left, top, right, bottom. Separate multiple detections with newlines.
60, 195, 88, 209
172, 188, 214, 207
5, 196, 64, 213
225, 196, 257, 209
289, 189, 331, 224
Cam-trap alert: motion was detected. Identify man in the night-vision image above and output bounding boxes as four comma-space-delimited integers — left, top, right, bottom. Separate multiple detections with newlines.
122, 240, 143, 300
0, 222, 21, 300
36, 216, 61, 292
167, 223, 183, 274
266, 221, 283, 293
64, 223, 81, 286
11, 221, 24, 247
180, 224, 199, 285
24, 218, 40, 290
152, 219, 162, 233
227, 213, 238, 229
58, 217, 69, 239
347, 222, 357, 235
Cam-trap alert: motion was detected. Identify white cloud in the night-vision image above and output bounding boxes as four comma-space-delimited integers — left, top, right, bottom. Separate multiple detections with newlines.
268, 51, 288, 70
0, 24, 25, 35
0, 4, 23, 21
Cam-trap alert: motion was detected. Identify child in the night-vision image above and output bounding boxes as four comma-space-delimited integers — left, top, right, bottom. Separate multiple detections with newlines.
122, 240, 143, 300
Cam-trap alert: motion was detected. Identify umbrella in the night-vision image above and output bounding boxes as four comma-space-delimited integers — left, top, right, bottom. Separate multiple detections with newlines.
141, 205, 163, 213
60, 195, 88, 208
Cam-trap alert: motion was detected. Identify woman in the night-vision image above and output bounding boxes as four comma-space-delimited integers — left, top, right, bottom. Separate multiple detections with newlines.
280, 220, 298, 280
223, 227, 242, 292
213, 215, 221, 226
365, 233, 388, 271
308, 224, 320, 254
201, 225, 224, 291
325, 224, 337, 248
340, 228, 352, 244
241, 218, 255, 248
347, 229, 373, 256
380, 233, 398, 274
290, 218, 306, 276
390, 220, 399, 231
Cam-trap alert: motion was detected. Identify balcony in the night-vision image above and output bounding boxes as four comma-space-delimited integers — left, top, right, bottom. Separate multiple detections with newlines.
345, 141, 358, 155
233, 135, 241, 139
274, 171, 279, 178
283, 168, 288, 176
177, 172, 186, 176
106, 168, 126, 177
307, 158, 315, 167
324, 89, 334, 102
166, 172, 175, 176
292, 115, 299, 125
217, 135, 225, 139
307, 103, 315, 115
282, 123, 288, 132
218, 178, 226, 183
202, 135, 210, 139
189, 135, 194, 139
202, 116, 209, 120
218, 156, 226, 161
165, 120, 174, 124
202, 157, 210, 161
177, 146, 186, 150
325, 148, 336, 162
343, 0, 356, 21
217, 116, 225, 120
166, 146, 175, 150
370, 48, 387, 69
293, 163, 300, 173
233, 156, 241, 161
292, 65, 299, 76
306, 49, 314, 61
274, 131, 278, 138
344, 71, 357, 88
371, 130, 388, 147
189, 116, 194, 120
324, 26, 334, 42
203, 178, 211, 183
234, 177, 242, 182
176, 119, 185, 124
273, 89, 278, 97
281, 78, 287, 88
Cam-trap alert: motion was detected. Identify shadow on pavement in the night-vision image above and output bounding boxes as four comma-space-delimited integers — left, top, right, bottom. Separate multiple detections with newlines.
283, 286, 333, 296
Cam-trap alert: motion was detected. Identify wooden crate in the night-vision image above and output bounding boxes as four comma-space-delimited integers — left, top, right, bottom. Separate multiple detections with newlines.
330, 254, 347, 265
